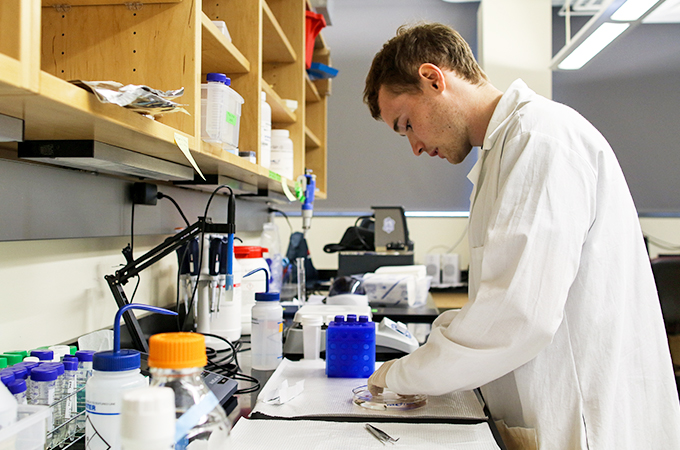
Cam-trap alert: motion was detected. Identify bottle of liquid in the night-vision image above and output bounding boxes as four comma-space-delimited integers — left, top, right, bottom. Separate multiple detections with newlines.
235, 246, 270, 335
86, 304, 176, 450
121, 387, 176, 450
148, 332, 231, 450
28, 365, 58, 447
251, 291, 283, 370
75, 350, 95, 434
62, 358, 78, 441
260, 91, 272, 169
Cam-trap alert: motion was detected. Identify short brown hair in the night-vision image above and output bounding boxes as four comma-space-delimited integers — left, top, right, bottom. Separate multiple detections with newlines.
363, 22, 487, 120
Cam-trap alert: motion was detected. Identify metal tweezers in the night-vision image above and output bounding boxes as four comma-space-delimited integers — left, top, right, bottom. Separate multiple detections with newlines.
365, 423, 399, 445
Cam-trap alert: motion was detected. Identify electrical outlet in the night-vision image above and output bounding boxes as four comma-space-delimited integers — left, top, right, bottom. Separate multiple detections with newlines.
130, 182, 158, 205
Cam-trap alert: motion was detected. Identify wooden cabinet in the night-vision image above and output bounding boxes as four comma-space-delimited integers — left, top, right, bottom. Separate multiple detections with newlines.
0, 0, 329, 198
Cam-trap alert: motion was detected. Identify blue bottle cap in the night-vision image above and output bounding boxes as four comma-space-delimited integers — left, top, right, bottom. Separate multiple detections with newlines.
63, 359, 78, 372
93, 350, 141, 372
75, 350, 96, 362
334, 315, 345, 322
255, 292, 280, 302
0, 369, 15, 385
359, 315, 369, 323
9, 366, 28, 380
7, 379, 26, 395
347, 314, 357, 322
30, 350, 54, 361
206, 72, 228, 84
224, 77, 232, 86
30, 366, 59, 382
42, 362, 65, 376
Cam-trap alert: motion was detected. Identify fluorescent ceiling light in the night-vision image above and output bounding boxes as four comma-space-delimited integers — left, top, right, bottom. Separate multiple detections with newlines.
611, 0, 662, 20
558, 22, 629, 70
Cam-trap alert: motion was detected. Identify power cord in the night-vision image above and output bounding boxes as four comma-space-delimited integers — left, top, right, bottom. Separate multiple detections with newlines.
202, 333, 260, 395
157, 191, 191, 227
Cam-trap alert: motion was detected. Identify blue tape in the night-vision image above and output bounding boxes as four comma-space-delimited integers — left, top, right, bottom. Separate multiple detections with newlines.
174, 391, 220, 443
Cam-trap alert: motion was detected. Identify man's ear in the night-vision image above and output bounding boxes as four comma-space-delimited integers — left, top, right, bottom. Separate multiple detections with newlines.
418, 63, 446, 93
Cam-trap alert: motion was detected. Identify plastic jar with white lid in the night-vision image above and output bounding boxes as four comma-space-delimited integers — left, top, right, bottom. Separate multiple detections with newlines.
235, 246, 270, 335
201, 73, 228, 145
270, 129, 294, 180
261, 91, 271, 169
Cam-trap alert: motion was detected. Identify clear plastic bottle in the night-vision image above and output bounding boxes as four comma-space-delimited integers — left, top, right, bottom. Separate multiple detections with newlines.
270, 129, 294, 180
75, 350, 95, 434
28, 365, 58, 447
42, 362, 67, 446
148, 332, 231, 450
251, 292, 283, 370
235, 246, 270, 335
260, 91, 271, 169
121, 387, 176, 450
62, 359, 78, 441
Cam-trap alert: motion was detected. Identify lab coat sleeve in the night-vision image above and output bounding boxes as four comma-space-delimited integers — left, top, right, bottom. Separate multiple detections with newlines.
386, 131, 597, 395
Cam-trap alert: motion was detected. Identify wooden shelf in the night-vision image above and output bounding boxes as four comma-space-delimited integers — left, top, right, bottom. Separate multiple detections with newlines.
305, 126, 321, 149
262, 1, 296, 64
201, 13, 250, 75
262, 81, 296, 124
42, 0, 181, 5
305, 73, 321, 103
0, 0, 329, 202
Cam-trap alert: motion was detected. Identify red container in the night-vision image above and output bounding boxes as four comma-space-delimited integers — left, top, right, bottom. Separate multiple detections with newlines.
305, 11, 326, 69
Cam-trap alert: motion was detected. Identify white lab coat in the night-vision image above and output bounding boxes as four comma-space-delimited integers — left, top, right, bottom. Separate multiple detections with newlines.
385, 79, 680, 449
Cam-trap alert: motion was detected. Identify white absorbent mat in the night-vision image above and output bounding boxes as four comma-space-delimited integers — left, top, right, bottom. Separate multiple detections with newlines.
230, 418, 501, 450
252, 359, 486, 420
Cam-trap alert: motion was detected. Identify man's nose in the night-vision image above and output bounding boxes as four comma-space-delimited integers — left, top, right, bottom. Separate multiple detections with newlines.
410, 137, 424, 156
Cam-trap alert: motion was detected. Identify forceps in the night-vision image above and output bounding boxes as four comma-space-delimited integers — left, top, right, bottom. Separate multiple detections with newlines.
365, 423, 399, 445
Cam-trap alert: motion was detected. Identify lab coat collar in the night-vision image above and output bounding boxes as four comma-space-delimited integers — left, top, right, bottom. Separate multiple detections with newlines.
467, 79, 535, 204
481, 79, 535, 151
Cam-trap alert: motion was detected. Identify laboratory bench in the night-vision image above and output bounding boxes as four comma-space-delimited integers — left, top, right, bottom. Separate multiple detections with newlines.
227, 349, 507, 449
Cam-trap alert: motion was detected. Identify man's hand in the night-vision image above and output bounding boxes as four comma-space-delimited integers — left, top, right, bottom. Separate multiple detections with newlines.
367, 359, 398, 396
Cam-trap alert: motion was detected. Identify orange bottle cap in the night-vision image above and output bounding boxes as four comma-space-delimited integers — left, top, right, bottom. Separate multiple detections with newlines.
148, 332, 207, 369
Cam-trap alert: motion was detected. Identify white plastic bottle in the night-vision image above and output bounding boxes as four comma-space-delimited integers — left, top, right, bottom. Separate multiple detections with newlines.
251, 292, 283, 370
261, 91, 271, 169
85, 304, 174, 450
270, 129, 294, 180
148, 333, 231, 450
85, 350, 148, 450
236, 246, 270, 335
121, 387, 176, 450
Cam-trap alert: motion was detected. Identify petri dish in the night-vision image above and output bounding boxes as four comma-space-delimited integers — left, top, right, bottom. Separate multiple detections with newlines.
352, 385, 427, 411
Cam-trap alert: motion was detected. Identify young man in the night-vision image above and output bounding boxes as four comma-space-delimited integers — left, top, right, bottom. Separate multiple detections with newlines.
364, 22, 680, 449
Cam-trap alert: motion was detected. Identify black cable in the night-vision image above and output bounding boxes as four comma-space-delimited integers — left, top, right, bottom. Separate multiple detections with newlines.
201, 333, 260, 394
128, 274, 141, 303
130, 203, 135, 256
157, 192, 191, 227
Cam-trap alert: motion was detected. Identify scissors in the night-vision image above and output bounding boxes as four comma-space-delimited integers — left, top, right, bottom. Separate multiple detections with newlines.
365, 424, 399, 445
